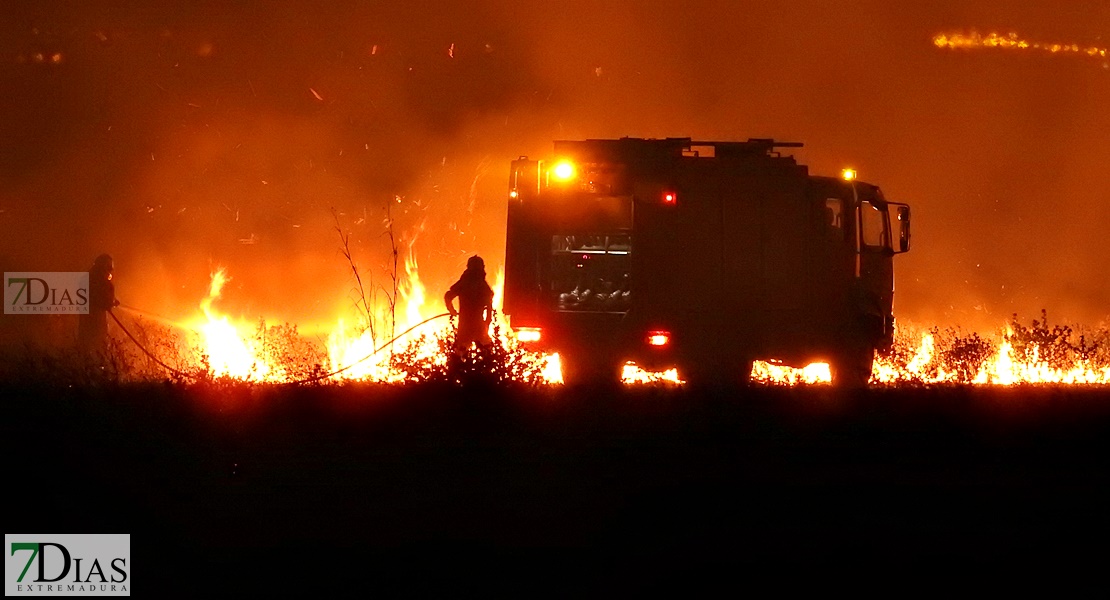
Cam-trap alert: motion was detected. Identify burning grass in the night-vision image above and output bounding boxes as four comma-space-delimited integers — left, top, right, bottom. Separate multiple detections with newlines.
13, 209, 1102, 388
871, 311, 1110, 385
745, 311, 1110, 386
0, 307, 558, 389
0, 253, 1105, 389
6, 308, 1110, 389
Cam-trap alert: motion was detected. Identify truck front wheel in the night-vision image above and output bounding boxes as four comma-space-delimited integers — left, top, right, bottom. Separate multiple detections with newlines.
830, 346, 874, 388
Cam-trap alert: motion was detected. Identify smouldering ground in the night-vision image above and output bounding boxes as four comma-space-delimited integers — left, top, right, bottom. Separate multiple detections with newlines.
6, 380, 1110, 591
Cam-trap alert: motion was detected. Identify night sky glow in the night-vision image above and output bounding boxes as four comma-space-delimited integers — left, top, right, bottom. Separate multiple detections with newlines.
3, 1, 1110, 343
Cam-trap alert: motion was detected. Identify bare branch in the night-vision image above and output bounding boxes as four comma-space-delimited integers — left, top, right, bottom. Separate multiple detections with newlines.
333, 207, 375, 344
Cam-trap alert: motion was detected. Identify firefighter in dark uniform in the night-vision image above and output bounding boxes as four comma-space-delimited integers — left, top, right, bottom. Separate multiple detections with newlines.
77, 253, 120, 353
444, 255, 495, 352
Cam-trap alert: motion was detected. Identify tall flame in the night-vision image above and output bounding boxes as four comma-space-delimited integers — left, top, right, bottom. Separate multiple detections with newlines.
197, 269, 272, 380
492, 266, 505, 312
402, 239, 426, 327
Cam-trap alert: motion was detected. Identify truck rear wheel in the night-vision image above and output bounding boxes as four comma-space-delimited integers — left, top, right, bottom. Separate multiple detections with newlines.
682, 356, 754, 388
558, 353, 621, 386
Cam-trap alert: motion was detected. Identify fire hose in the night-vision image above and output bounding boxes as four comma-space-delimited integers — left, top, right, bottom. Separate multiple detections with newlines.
108, 309, 194, 379
108, 308, 452, 384
292, 312, 452, 384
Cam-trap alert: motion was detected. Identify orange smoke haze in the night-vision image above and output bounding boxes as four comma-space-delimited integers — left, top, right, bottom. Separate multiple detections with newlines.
3, 1, 1110, 349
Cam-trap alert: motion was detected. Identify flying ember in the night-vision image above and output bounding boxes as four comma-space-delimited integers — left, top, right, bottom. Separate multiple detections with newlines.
934, 31, 1109, 61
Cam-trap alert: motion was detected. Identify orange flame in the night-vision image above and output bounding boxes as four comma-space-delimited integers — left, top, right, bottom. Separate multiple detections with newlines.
759, 327, 1110, 387
875, 331, 1110, 385
195, 269, 273, 380
751, 361, 831, 385
620, 363, 685, 385
181, 248, 1110, 388
184, 247, 562, 384
402, 239, 427, 327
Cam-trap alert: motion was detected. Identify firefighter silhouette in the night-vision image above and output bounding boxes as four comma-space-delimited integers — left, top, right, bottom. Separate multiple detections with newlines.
77, 253, 120, 353
444, 255, 495, 352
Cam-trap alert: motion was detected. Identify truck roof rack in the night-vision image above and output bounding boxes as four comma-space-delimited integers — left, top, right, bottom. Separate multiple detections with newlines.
553, 137, 803, 161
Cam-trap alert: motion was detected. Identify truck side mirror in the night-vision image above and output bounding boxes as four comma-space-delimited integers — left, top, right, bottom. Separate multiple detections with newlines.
510, 158, 540, 199
894, 204, 910, 253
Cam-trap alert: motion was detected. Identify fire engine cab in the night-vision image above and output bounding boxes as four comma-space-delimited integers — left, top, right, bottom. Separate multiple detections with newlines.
502, 138, 910, 386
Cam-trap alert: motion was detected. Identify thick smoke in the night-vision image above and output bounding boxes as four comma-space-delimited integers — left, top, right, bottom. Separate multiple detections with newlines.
2, 1, 1109, 348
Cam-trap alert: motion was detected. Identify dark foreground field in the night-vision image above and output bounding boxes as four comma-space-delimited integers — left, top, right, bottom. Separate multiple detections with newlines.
6, 381, 1110, 591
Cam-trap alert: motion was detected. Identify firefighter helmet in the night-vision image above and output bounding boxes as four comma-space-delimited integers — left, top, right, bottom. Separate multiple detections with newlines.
92, 253, 113, 271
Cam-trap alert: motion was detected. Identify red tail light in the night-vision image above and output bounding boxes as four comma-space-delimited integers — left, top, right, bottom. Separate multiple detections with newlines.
647, 331, 670, 346
662, 191, 677, 205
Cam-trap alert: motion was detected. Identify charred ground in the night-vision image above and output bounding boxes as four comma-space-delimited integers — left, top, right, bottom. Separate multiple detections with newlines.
6, 380, 1110, 590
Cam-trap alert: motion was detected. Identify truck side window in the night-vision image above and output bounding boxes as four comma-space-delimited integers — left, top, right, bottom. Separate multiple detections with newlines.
549, 234, 632, 313
823, 198, 844, 241
860, 201, 889, 249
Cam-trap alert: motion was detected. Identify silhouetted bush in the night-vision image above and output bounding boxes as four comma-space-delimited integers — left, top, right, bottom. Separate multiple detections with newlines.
390, 317, 550, 386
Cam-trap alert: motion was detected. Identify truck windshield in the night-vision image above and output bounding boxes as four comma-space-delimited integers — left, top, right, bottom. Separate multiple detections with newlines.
860, 201, 890, 250
550, 234, 632, 313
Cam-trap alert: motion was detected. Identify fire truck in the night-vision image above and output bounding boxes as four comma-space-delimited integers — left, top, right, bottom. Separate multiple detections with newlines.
502, 138, 910, 386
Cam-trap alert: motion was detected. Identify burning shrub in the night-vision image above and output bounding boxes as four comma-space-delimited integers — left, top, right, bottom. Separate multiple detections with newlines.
389, 318, 552, 386
935, 328, 995, 382
120, 315, 205, 382
1008, 310, 1084, 370
386, 331, 452, 383
251, 321, 329, 383
873, 324, 995, 384
1078, 324, 1110, 366
875, 325, 933, 382
871, 312, 1110, 386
